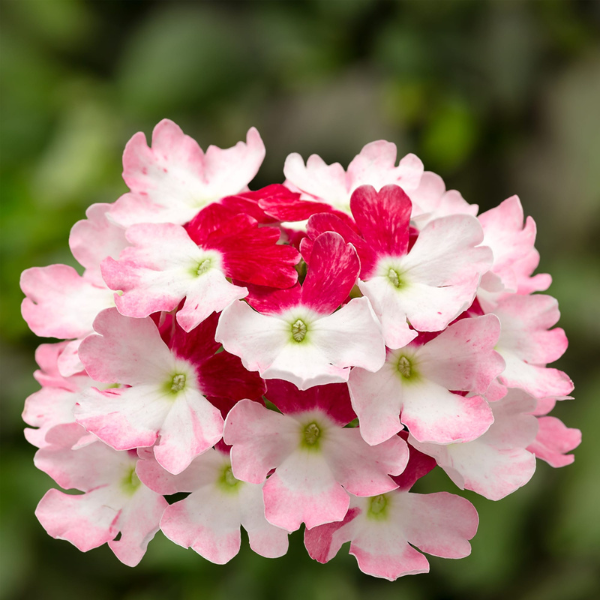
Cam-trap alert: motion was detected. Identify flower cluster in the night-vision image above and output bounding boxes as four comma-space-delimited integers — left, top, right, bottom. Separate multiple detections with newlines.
21, 120, 581, 580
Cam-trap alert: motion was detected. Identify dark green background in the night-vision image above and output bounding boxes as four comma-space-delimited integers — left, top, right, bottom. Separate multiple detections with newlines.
1, 1, 599, 599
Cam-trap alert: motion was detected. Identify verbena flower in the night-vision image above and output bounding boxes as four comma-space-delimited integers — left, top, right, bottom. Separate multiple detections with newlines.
20, 121, 580, 579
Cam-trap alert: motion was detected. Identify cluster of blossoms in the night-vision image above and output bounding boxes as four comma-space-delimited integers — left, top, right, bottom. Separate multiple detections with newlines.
21, 120, 581, 580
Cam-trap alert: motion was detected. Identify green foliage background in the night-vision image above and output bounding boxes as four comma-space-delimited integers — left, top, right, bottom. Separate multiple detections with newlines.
1, 1, 599, 599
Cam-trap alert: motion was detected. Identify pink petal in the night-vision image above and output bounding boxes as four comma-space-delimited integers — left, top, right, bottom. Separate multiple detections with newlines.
478, 196, 546, 293
79, 309, 174, 385
220, 185, 286, 224
393, 214, 493, 332
112, 121, 265, 226
301, 232, 359, 315
265, 380, 356, 426
257, 186, 333, 222
161, 489, 243, 564
349, 185, 411, 257
21, 265, 114, 339
224, 400, 298, 484
401, 381, 494, 444
263, 459, 350, 532
306, 212, 377, 278
304, 506, 361, 564
417, 315, 505, 395
185, 203, 256, 245
153, 389, 224, 474
400, 492, 478, 558
36, 488, 120, 552
239, 483, 290, 558
33, 342, 73, 387
347, 143, 423, 194
494, 294, 568, 364
325, 429, 407, 496
409, 171, 478, 228
69, 203, 128, 287
527, 416, 581, 467
56, 339, 85, 377
245, 283, 302, 316
34, 424, 133, 490
23, 387, 78, 448
283, 153, 349, 210
108, 484, 167, 567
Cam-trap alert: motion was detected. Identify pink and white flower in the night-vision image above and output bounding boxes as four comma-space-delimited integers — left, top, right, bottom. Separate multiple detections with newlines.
35, 424, 167, 566
20, 264, 115, 340
349, 315, 504, 446
23, 342, 107, 448
137, 446, 289, 564
409, 389, 539, 500
223, 381, 409, 532
478, 196, 551, 304
75, 308, 265, 474
409, 171, 478, 229
491, 294, 573, 399
69, 203, 129, 288
216, 231, 385, 389
527, 397, 581, 468
102, 203, 299, 331
110, 120, 265, 227
21, 205, 127, 375
284, 140, 423, 213
305, 185, 493, 349
304, 485, 478, 580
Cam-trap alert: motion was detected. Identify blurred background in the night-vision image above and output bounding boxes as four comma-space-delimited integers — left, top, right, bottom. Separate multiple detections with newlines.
1, 1, 599, 599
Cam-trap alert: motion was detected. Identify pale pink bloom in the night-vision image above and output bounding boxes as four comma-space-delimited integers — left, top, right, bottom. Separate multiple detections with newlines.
35, 424, 167, 566
304, 489, 478, 581
110, 120, 265, 227
492, 294, 573, 399
478, 196, 551, 305
409, 171, 478, 229
409, 389, 539, 500
20, 205, 128, 376
102, 204, 299, 332
23, 342, 109, 447
137, 446, 288, 564
349, 315, 504, 446
527, 416, 581, 467
223, 381, 409, 532
55, 338, 85, 377
75, 309, 264, 474
20, 264, 115, 340
284, 141, 423, 213
305, 186, 493, 349
216, 232, 385, 390
69, 203, 128, 288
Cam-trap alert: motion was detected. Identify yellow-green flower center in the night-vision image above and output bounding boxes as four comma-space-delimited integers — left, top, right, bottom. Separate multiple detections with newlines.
170, 373, 186, 392
291, 319, 307, 343
218, 466, 241, 494
397, 356, 412, 378
367, 494, 389, 520
303, 422, 321, 446
121, 467, 141, 496
197, 258, 212, 276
